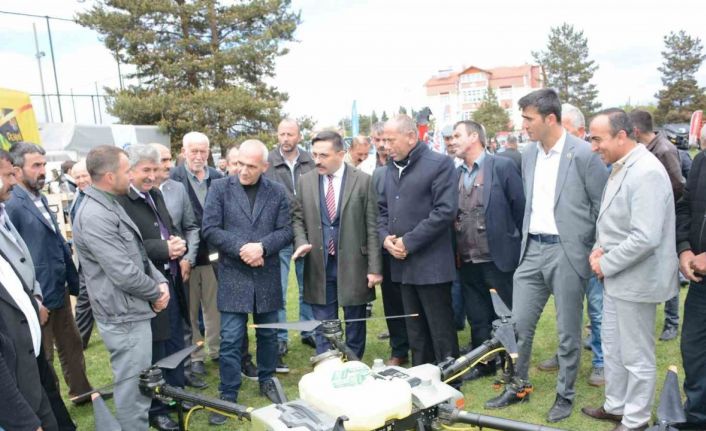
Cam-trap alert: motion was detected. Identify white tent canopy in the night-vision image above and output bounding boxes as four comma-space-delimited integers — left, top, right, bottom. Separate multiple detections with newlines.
39, 123, 170, 161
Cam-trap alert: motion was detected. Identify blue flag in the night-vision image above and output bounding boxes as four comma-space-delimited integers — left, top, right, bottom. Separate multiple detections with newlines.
351, 100, 359, 137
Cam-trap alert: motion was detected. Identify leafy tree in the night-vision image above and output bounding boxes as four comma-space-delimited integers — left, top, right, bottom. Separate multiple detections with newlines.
472, 88, 510, 138
655, 30, 706, 124
77, 0, 300, 153
338, 114, 371, 136
398, 106, 407, 115
371, 110, 379, 125
296, 115, 317, 142
533, 23, 601, 116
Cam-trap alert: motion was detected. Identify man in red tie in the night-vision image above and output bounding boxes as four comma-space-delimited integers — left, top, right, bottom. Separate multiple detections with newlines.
292, 131, 382, 358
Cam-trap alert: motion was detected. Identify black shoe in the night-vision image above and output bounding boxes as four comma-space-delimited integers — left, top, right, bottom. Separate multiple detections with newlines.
278, 341, 289, 356
191, 360, 207, 376
547, 395, 573, 422
260, 378, 286, 404
208, 412, 228, 426
660, 326, 678, 341
275, 356, 290, 374
301, 335, 317, 349
241, 359, 259, 381
185, 372, 209, 389
149, 414, 179, 431
485, 385, 530, 409
462, 365, 496, 382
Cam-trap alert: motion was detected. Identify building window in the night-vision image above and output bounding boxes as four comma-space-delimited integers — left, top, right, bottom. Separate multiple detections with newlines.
498, 86, 512, 100
462, 111, 473, 120
462, 88, 487, 103
460, 72, 486, 83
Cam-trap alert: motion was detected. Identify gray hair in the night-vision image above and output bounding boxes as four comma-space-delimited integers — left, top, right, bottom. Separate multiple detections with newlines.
226, 146, 240, 159
239, 139, 268, 162
182, 131, 210, 149
71, 159, 88, 176
561, 103, 585, 129
126, 144, 161, 168
371, 122, 385, 136
9, 142, 46, 168
388, 114, 418, 138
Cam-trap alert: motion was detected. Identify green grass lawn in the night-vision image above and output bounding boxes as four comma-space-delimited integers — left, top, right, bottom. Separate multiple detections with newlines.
58, 273, 686, 430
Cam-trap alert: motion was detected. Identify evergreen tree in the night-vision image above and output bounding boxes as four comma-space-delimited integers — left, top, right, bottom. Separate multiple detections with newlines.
381, 111, 389, 122
655, 30, 706, 124
77, 0, 300, 153
371, 110, 379, 125
533, 23, 601, 116
472, 88, 510, 138
398, 106, 407, 115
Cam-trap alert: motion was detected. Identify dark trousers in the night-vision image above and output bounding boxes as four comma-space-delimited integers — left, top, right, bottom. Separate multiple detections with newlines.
42, 290, 92, 398
310, 255, 367, 359
381, 254, 409, 359
36, 347, 67, 431
400, 282, 459, 365
74, 281, 94, 349
664, 293, 680, 329
150, 278, 186, 418
459, 261, 513, 354
682, 282, 706, 425
219, 310, 277, 402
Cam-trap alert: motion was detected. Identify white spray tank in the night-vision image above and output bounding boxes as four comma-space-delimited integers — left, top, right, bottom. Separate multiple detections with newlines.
298, 352, 412, 430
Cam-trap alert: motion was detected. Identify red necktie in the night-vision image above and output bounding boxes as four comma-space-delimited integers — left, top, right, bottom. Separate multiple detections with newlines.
325, 175, 336, 255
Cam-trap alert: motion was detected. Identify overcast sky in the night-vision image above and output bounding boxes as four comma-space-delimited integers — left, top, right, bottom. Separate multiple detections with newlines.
1, 0, 705, 128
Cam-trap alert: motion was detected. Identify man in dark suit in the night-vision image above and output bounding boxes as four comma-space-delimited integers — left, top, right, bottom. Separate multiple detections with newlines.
0, 255, 58, 431
292, 131, 382, 359
378, 114, 459, 366
5, 142, 95, 404
498, 135, 522, 171
486, 89, 608, 423
170, 132, 223, 376
451, 120, 525, 381
202, 140, 293, 426
116, 144, 189, 431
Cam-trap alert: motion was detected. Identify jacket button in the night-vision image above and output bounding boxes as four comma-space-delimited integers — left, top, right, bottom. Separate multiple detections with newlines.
20, 257, 26, 263
20, 318, 27, 324
29, 349, 34, 355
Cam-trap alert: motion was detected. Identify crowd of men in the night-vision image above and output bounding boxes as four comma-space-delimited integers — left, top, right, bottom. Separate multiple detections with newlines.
1, 87, 705, 431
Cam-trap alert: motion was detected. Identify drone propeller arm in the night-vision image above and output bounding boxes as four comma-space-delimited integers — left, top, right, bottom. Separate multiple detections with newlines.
157, 384, 253, 421
439, 404, 566, 431
441, 338, 503, 381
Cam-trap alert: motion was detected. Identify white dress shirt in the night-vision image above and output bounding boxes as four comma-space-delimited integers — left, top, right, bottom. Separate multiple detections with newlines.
323, 162, 346, 211
0, 253, 42, 357
528, 131, 567, 235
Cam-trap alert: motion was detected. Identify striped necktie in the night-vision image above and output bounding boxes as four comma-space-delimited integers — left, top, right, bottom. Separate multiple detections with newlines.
325, 175, 336, 255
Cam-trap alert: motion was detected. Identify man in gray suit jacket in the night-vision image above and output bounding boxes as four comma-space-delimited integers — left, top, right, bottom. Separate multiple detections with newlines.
292, 131, 382, 359
487, 89, 608, 423
582, 109, 677, 431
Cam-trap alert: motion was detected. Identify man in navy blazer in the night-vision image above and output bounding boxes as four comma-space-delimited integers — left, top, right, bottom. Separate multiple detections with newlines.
5, 142, 95, 404
202, 140, 293, 426
451, 120, 525, 381
378, 114, 459, 366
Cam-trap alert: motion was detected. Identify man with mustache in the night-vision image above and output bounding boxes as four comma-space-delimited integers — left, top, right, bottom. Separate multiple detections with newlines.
5, 142, 96, 405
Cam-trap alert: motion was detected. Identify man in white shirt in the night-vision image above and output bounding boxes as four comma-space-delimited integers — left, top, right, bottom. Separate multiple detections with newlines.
486, 89, 608, 423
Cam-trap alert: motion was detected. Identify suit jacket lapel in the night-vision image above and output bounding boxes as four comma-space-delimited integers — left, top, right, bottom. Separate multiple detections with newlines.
339, 166, 356, 215
17, 188, 55, 232
554, 138, 575, 207
251, 179, 270, 224
483, 155, 493, 212
597, 146, 645, 223
231, 177, 253, 222
524, 144, 538, 204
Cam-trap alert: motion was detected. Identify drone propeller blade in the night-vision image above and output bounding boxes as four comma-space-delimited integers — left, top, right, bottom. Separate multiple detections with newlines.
655, 366, 687, 426
345, 313, 419, 323
92, 394, 121, 431
490, 289, 512, 319
250, 320, 323, 333
155, 343, 202, 370
493, 323, 518, 359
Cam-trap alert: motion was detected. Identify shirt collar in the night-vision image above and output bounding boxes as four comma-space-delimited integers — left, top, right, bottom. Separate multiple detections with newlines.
186, 164, 209, 181
614, 143, 641, 167
130, 184, 148, 199
462, 151, 486, 172
536, 130, 567, 156
327, 162, 346, 179
280, 146, 300, 163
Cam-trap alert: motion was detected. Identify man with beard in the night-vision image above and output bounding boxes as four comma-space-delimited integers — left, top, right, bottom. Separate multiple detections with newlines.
73, 145, 169, 431
5, 142, 96, 405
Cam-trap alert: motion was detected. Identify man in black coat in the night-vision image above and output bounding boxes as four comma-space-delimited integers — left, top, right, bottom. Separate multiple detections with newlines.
117, 145, 189, 431
378, 114, 459, 366
675, 128, 706, 431
0, 250, 58, 431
